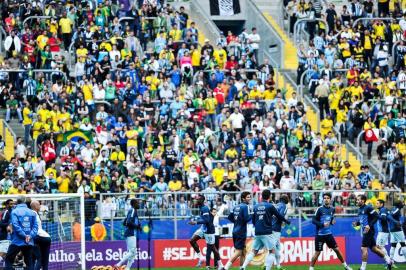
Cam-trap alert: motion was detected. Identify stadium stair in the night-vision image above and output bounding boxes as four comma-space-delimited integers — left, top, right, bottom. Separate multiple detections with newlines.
263, 13, 298, 70
274, 71, 362, 176
0, 119, 15, 160
251, 1, 363, 175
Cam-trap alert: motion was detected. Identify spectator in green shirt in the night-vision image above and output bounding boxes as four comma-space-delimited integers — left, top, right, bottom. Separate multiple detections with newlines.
312, 173, 325, 190
6, 94, 22, 123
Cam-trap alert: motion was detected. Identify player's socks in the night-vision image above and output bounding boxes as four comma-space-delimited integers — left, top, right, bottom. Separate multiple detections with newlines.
265, 253, 276, 270
390, 247, 395, 260
309, 266, 314, 270
275, 250, 281, 268
343, 262, 352, 270
384, 255, 392, 264
224, 261, 232, 270
402, 246, 406, 260
360, 262, 367, 270
242, 252, 254, 268
217, 259, 224, 269
196, 253, 204, 267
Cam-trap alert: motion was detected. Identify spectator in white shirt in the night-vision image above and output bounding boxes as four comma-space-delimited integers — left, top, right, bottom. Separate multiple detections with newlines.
248, 27, 261, 63
81, 143, 96, 164
279, 171, 296, 190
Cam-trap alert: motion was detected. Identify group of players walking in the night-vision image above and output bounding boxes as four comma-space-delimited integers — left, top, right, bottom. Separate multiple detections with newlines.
187, 190, 406, 270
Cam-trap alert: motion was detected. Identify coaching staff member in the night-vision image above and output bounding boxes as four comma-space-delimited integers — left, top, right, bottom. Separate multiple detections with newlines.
5, 196, 38, 270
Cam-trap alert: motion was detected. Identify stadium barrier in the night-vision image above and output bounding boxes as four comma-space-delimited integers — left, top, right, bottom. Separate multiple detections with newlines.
45, 235, 405, 269
293, 18, 329, 45
95, 189, 402, 240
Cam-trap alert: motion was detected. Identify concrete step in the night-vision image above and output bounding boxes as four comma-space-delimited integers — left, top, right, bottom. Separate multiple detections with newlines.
8, 119, 25, 139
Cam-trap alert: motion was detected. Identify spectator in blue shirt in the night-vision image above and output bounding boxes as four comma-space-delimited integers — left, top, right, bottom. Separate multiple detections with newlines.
5, 196, 38, 270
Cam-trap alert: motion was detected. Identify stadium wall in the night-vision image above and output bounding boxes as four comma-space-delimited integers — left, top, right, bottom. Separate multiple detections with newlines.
48, 236, 405, 269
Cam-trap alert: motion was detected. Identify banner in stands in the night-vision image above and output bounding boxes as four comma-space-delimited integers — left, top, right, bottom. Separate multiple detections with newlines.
154, 237, 346, 268
49, 240, 153, 269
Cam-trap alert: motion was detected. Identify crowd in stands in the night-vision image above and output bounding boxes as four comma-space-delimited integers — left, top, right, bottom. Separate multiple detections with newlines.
284, 0, 405, 186
0, 0, 403, 218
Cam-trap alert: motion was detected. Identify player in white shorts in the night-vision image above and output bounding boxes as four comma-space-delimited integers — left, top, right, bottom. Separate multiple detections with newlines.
376, 200, 390, 258
388, 201, 406, 263
271, 195, 289, 270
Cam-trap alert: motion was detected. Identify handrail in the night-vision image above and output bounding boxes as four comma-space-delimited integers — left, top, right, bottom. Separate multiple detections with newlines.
22, 16, 52, 28
293, 18, 329, 44
347, 140, 364, 165
392, 40, 402, 67
352, 17, 394, 28
0, 26, 6, 54
0, 69, 67, 82
117, 16, 135, 24
1, 119, 16, 144
246, 0, 285, 68
356, 130, 365, 163
97, 189, 401, 197
368, 160, 387, 182
303, 94, 320, 132
189, 0, 221, 45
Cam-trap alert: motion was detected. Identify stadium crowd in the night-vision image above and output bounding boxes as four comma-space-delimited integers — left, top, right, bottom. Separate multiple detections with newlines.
0, 0, 404, 220
285, 0, 405, 178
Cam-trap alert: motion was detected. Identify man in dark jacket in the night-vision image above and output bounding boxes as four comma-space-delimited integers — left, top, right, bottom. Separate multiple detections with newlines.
0, 199, 14, 259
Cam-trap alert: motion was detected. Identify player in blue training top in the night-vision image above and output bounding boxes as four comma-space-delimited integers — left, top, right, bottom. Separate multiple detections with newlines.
224, 191, 252, 270
388, 201, 406, 263
309, 193, 351, 270
114, 198, 141, 270
271, 194, 289, 270
241, 189, 290, 270
376, 199, 391, 259
353, 195, 393, 270
188, 195, 224, 270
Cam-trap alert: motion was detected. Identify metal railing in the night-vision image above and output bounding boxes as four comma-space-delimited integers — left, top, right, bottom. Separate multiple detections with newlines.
246, 0, 285, 68
303, 94, 320, 132
97, 189, 402, 240
0, 26, 6, 54
0, 69, 67, 82
189, 0, 221, 45
352, 17, 394, 28
22, 16, 52, 28
293, 18, 329, 44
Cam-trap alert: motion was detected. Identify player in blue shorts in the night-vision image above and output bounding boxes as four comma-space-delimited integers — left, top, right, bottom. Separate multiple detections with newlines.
224, 191, 252, 270
353, 195, 393, 270
188, 195, 223, 270
241, 189, 290, 270
309, 193, 351, 270
271, 194, 289, 270
388, 201, 406, 264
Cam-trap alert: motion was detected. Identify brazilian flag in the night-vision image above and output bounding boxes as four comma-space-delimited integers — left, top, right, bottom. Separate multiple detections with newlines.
63, 130, 94, 144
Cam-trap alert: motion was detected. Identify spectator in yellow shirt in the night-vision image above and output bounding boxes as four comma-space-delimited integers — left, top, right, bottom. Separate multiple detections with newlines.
212, 162, 225, 186
57, 171, 71, 193
36, 30, 49, 50
22, 102, 33, 145
168, 178, 182, 191
213, 45, 227, 69
59, 12, 73, 49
